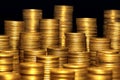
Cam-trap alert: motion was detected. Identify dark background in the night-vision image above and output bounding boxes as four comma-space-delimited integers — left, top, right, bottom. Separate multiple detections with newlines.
0, 0, 119, 36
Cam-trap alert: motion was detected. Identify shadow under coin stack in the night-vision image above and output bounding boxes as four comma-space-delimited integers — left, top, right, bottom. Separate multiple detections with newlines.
20, 62, 44, 80
54, 5, 73, 47
88, 67, 112, 80
98, 50, 120, 80
4, 21, 24, 49
50, 68, 75, 80
65, 33, 86, 52
0, 52, 13, 72
23, 9, 42, 32
63, 63, 89, 80
76, 18, 97, 52
40, 19, 59, 50
24, 49, 46, 62
37, 55, 59, 80
47, 47, 68, 67
89, 37, 111, 65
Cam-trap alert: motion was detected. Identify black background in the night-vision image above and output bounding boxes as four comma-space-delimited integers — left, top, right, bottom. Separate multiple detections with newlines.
0, 0, 119, 36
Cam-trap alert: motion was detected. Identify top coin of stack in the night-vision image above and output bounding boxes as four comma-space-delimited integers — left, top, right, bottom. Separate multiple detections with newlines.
23, 9, 42, 32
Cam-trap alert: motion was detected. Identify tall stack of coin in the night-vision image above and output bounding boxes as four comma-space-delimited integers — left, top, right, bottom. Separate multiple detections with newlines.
89, 37, 111, 65
65, 33, 86, 51
4, 20, 24, 49
0, 52, 13, 72
47, 46, 68, 67
23, 9, 42, 32
0, 72, 20, 80
87, 67, 112, 80
68, 51, 90, 65
63, 63, 89, 80
1, 49, 19, 72
76, 18, 97, 52
24, 49, 46, 62
20, 62, 44, 80
39, 19, 59, 49
37, 55, 59, 80
54, 5, 73, 47
0, 35, 10, 50
50, 68, 75, 80
98, 50, 120, 80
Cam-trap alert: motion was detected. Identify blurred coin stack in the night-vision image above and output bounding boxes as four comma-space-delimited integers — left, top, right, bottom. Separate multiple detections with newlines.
68, 51, 90, 65
104, 22, 120, 50
87, 67, 112, 80
20, 62, 44, 80
4, 20, 24, 49
24, 49, 46, 62
0, 72, 20, 80
65, 33, 86, 51
39, 19, 59, 49
76, 18, 97, 52
0, 52, 13, 72
98, 50, 120, 80
23, 9, 42, 32
37, 55, 59, 80
1, 49, 19, 72
0, 35, 10, 50
63, 63, 89, 80
47, 47, 68, 67
89, 37, 111, 65
50, 68, 75, 80
54, 5, 73, 47
20, 32, 41, 62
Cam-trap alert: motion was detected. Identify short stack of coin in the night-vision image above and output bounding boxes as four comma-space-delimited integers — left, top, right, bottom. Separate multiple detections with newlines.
0, 52, 13, 72
4, 20, 24, 49
20, 62, 44, 80
0, 35, 10, 50
50, 68, 75, 80
23, 9, 42, 32
65, 32, 86, 52
24, 49, 46, 62
37, 55, 59, 80
0, 72, 20, 80
97, 50, 120, 80
68, 51, 90, 65
47, 46, 68, 67
89, 37, 111, 65
40, 19, 59, 49
76, 18, 97, 52
87, 67, 112, 80
54, 5, 73, 47
63, 63, 89, 80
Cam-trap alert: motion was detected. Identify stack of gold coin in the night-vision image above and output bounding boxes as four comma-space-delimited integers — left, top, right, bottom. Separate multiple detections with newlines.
1, 49, 19, 72
4, 20, 24, 49
24, 49, 46, 62
39, 19, 59, 49
23, 9, 42, 32
47, 46, 68, 67
54, 5, 73, 47
68, 51, 90, 65
0, 72, 20, 80
20, 62, 44, 80
37, 55, 59, 80
76, 18, 97, 52
87, 67, 112, 80
63, 63, 89, 80
0, 35, 10, 49
50, 68, 75, 80
104, 22, 120, 50
0, 52, 13, 72
65, 32, 86, 51
89, 37, 111, 65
